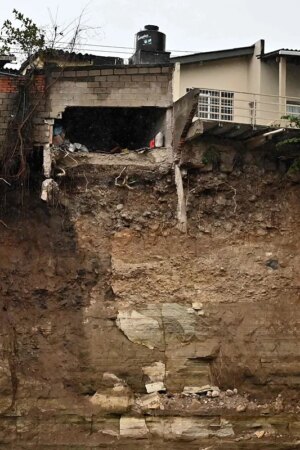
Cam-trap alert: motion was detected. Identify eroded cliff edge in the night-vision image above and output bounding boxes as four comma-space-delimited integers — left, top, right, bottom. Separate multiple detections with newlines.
0, 147, 299, 449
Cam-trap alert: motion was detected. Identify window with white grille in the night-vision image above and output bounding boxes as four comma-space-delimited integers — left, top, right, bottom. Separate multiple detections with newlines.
286, 102, 300, 117
197, 89, 234, 121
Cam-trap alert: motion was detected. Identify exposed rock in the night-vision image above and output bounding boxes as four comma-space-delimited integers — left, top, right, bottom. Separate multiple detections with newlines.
236, 404, 247, 413
211, 389, 220, 398
116, 309, 163, 349
120, 417, 149, 438
146, 417, 234, 439
162, 303, 196, 341
192, 301, 203, 310
255, 430, 265, 439
142, 361, 165, 383
226, 389, 235, 397
89, 385, 134, 413
102, 372, 125, 387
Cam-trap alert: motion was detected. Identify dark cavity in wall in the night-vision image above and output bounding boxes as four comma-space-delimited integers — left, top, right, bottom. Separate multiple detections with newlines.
60, 106, 167, 152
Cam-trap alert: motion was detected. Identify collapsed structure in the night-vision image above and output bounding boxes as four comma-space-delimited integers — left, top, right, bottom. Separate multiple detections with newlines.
0, 26, 300, 450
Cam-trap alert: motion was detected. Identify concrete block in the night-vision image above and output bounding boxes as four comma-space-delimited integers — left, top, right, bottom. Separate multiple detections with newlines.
114, 68, 126, 75
76, 70, 89, 77
93, 87, 108, 94
87, 82, 99, 88
126, 67, 139, 74
107, 75, 118, 81
148, 67, 162, 74
119, 75, 132, 82
156, 75, 169, 82
63, 71, 76, 77
131, 75, 143, 82
138, 68, 150, 74
101, 69, 114, 75
89, 69, 101, 76
95, 76, 107, 81
144, 75, 157, 82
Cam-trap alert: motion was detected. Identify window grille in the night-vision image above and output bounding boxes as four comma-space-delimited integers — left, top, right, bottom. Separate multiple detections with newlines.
197, 89, 234, 121
286, 102, 300, 117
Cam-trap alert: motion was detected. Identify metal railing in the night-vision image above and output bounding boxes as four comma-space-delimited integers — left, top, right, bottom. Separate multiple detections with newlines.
195, 88, 300, 127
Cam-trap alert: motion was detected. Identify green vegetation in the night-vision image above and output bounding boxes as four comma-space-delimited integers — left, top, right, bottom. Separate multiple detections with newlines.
0, 9, 45, 57
202, 146, 221, 169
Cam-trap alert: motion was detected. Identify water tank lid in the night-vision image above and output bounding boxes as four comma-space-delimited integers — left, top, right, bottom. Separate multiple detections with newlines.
144, 25, 159, 31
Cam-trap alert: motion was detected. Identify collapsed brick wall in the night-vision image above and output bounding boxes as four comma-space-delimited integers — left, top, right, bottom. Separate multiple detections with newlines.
0, 65, 174, 157
46, 65, 173, 119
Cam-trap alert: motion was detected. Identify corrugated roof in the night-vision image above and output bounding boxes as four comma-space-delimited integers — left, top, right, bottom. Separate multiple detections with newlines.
20, 49, 123, 72
261, 49, 300, 60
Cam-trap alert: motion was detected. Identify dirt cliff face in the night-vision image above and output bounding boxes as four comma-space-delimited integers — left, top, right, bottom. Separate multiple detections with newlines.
0, 150, 300, 449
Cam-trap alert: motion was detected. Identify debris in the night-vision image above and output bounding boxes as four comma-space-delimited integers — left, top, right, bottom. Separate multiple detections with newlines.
68, 142, 89, 153
136, 392, 163, 410
236, 404, 247, 412
226, 389, 235, 397
211, 390, 220, 398
41, 179, 59, 203
255, 430, 265, 439
192, 301, 203, 310
145, 382, 166, 394
183, 385, 217, 396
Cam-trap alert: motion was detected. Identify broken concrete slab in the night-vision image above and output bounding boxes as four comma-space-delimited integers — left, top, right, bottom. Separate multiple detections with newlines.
145, 382, 166, 394
136, 393, 164, 410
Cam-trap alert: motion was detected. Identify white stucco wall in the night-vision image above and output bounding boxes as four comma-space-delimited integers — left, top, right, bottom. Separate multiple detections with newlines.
176, 57, 249, 99
173, 44, 300, 126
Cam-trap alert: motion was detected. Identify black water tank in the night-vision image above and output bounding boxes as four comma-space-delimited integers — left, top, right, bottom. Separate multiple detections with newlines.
135, 25, 166, 53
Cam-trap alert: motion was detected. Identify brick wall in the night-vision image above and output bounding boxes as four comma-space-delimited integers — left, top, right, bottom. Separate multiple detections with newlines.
47, 65, 173, 119
0, 64, 174, 157
0, 75, 19, 157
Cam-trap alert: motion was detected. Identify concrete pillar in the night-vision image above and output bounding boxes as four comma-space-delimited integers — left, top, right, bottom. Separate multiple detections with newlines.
279, 56, 287, 116
172, 62, 181, 102
43, 143, 51, 178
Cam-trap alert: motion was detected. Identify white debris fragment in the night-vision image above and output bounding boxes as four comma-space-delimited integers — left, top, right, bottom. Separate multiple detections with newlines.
41, 179, 59, 203
145, 382, 166, 394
